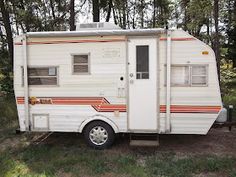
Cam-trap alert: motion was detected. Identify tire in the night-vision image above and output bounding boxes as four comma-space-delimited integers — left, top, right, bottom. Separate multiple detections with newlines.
83, 121, 115, 149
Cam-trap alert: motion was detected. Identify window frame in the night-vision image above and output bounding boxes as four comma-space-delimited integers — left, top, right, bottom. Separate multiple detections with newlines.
136, 45, 149, 80
71, 53, 91, 75
21, 66, 59, 87
190, 65, 208, 87
170, 65, 190, 87
165, 64, 209, 87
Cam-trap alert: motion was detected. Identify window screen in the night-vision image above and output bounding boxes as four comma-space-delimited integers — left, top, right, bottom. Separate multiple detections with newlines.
73, 55, 89, 74
191, 66, 207, 86
136, 45, 149, 79
168, 65, 208, 87
171, 66, 189, 86
22, 67, 58, 86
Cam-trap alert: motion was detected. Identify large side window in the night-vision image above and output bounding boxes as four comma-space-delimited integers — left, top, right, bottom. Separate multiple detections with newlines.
136, 45, 149, 79
22, 67, 58, 86
72, 54, 90, 74
170, 65, 208, 87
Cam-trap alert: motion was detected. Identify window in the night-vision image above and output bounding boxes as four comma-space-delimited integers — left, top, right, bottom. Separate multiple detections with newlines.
170, 65, 208, 86
191, 65, 207, 86
136, 45, 149, 79
171, 66, 189, 86
22, 67, 58, 86
72, 54, 90, 74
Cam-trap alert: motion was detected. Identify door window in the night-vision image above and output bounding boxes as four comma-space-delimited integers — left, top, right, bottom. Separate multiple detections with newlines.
136, 45, 149, 79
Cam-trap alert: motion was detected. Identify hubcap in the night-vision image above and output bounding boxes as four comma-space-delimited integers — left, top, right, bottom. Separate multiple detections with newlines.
89, 126, 108, 145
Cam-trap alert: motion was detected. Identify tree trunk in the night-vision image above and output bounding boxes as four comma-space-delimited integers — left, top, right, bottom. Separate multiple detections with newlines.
92, 0, 100, 22
69, 0, 76, 30
106, 0, 112, 22
122, 1, 126, 29
112, 6, 118, 25
49, 0, 56, 20
0, 0, 13, 71
182, 0, 190, 31
214, 0, 220, 81
153, 0, 156, 28
140, 0, 144, 28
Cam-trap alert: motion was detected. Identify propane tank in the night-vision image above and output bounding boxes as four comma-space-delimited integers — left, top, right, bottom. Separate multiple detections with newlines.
216, 108, 227, 123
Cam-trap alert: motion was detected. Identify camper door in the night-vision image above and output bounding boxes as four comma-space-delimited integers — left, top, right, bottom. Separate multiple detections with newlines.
128, 38, 158, 131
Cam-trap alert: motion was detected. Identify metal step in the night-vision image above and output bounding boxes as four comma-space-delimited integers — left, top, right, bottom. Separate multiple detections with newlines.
130, 140, 159, 146
129, 134, 159, 147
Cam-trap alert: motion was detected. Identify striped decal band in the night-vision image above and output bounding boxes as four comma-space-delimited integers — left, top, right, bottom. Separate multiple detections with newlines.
14, 39, 126, 45
160, 105, 221, 113
159, 37, 196, 41
17, 97, 126, 112
14, 37, 195, 45
16, 97, 221, 113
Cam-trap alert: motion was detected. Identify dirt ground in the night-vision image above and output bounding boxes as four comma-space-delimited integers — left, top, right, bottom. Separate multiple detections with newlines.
2, 127, 234, 155
1, 126, 236, 156
1, 127, 236, 177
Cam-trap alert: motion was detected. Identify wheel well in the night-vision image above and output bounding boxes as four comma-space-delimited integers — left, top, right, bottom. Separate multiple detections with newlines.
82, 120, 115, 134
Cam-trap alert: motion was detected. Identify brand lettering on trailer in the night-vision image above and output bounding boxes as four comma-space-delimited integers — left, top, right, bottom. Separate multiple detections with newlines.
29, 97, 52, 105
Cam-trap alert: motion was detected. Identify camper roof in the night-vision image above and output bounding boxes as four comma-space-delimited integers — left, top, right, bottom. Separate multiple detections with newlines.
25, 28, 166, 38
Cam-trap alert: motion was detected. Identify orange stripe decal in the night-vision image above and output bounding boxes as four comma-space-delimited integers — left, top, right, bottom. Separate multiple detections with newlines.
16, 97, 125, 112
16, 97, 221, 113
14, 39, 126, 45
160, 105, 221, 113
159, 37, 196, 41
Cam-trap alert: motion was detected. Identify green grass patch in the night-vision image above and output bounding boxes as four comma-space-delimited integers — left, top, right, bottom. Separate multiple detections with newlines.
146, 153, 236, 177
1, 145, 236, 177
0, 96, 17, 129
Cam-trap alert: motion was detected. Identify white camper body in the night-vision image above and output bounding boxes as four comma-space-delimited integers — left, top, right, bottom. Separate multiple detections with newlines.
14, 24, 223, 147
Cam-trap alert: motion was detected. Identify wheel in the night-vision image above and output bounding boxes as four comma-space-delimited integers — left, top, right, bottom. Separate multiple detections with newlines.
83, 121, 115, 149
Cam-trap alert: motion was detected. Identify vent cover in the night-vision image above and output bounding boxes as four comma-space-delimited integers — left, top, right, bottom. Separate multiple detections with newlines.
76, 22, 121, 31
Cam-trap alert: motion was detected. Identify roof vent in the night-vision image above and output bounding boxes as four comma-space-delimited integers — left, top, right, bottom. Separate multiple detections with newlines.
76, 22, 121, 31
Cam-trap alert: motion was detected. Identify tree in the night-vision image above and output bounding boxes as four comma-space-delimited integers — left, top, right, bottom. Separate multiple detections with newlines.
113, 0, 127, 29
226, 0, 236, 67
69, 0, 76, 30
184, 0, 212, 38
151, 0, 172, 28
92, 0, 100, 22
214, 0, 221, 78
0, 0, 13, 71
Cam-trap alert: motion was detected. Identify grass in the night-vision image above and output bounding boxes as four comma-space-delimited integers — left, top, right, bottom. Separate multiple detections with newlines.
146, 154, 236, 177
0, 145, 236, 177
0, 96, 18, 129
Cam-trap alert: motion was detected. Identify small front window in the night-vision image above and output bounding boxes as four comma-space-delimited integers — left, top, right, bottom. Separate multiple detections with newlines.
72, 54, 90, 74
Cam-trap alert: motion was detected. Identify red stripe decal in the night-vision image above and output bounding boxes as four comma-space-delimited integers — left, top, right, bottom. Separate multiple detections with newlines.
16, 97, 125, 112
159, 37, 196, 41
14, 39, 125, 45
160, 105, 221, 113
16, 97, 221, 113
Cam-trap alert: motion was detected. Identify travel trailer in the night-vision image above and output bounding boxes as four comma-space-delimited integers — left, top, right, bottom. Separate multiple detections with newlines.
14, 22, 224, 149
